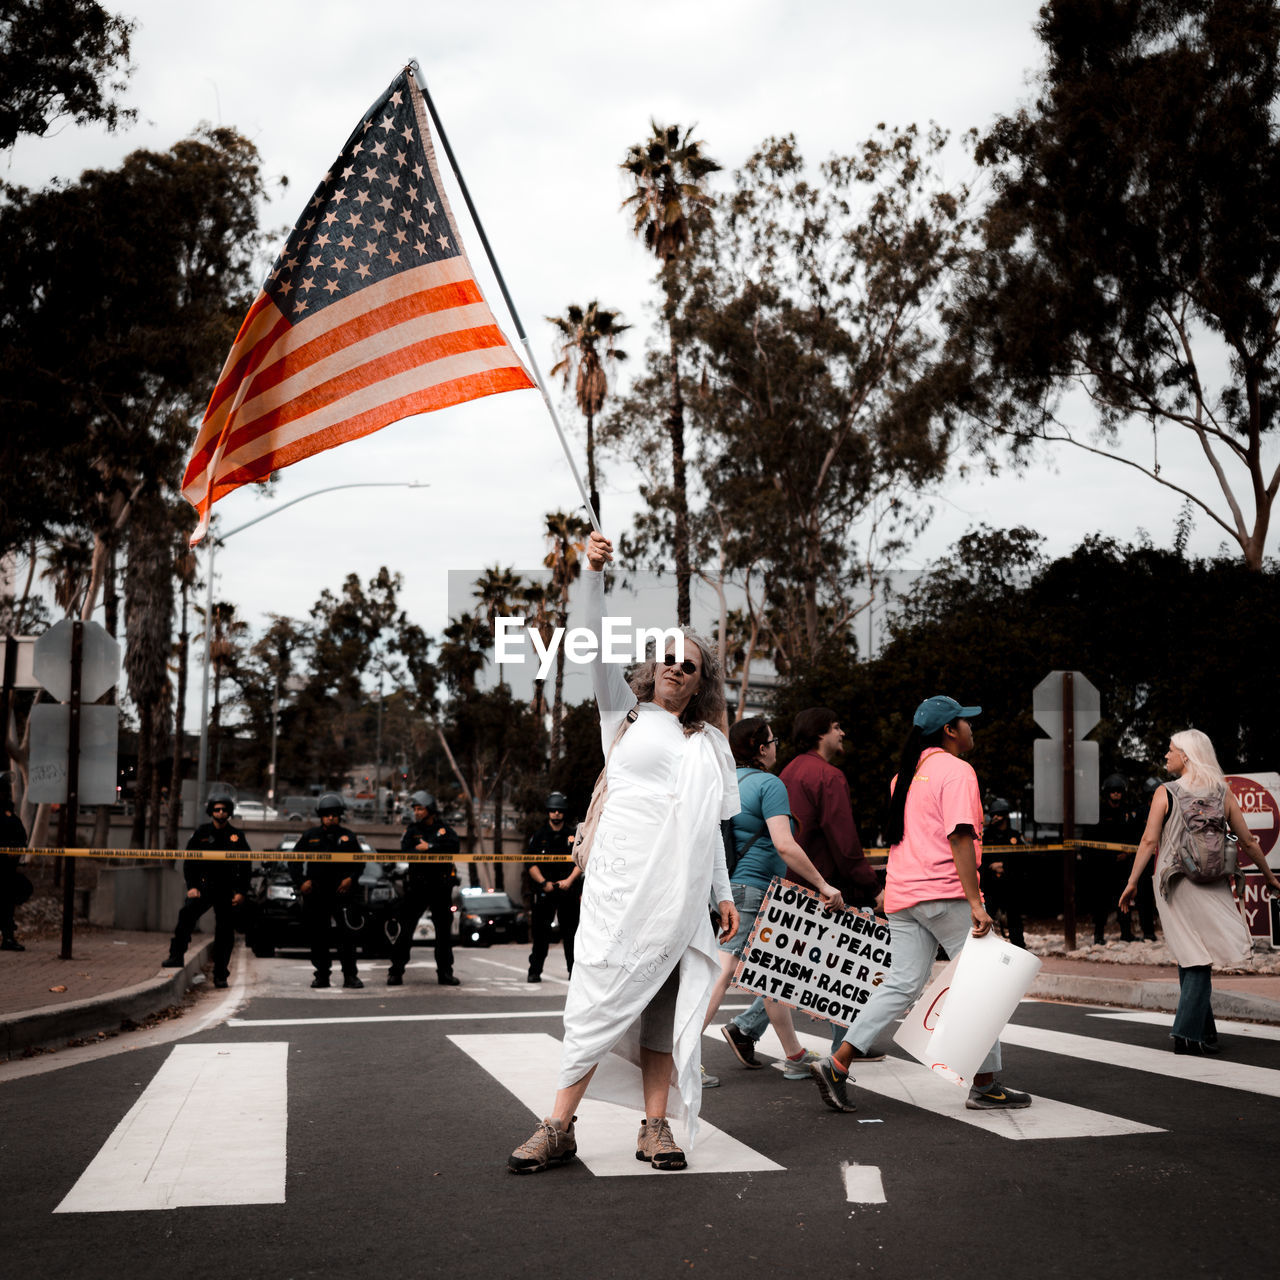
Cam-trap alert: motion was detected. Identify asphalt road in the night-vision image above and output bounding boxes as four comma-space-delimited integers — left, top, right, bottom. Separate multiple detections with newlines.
2, 943, 1277, 1280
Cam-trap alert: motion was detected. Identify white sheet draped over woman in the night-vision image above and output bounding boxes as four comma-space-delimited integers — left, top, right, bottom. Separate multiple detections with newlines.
556, 569, 736, 1147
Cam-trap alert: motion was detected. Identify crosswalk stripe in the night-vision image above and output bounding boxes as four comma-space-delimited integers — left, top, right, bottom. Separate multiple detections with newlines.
54, 1043, 288, 1213
451, 1032, 784, 1177
1089, 1011, 1280, 1042
706, 1024, 1162, 1140
999, 1024, 1280, 1096
843, 1162, 887, 1204
228, 1010, 566, 1027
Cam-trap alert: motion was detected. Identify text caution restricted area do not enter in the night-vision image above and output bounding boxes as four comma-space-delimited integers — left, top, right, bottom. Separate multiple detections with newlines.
731, 878, 890, 1027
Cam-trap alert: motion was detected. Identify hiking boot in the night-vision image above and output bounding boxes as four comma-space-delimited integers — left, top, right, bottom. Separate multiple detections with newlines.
782, 1049, 823, 1080
810, 1055, 856, 1112
636, 1117, 686, 1170
386, 972, 403, 986
701, 1064, 719, 1089
508, 1116, 577, 1174
966, 1081, 1032, 1109
310, 974, 331, 989
343, 974, 364, 989
721, 1022, 762, 1068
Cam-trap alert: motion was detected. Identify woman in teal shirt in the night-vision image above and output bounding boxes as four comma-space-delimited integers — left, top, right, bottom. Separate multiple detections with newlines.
703, 718, 844, 1077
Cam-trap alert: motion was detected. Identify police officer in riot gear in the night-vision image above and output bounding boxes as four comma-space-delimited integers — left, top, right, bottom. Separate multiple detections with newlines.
525, 791, 581, 982
1090, 773, 1147, 943
296, 793, 364, 989
162, 789, 251, 987
387, 790, 461, 986
980, 798, 1025, 949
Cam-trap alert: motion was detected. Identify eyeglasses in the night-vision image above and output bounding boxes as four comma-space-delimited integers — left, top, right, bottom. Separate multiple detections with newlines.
662, 654, 700, 675
211, 806, 230, 813
762, 736, 778, 747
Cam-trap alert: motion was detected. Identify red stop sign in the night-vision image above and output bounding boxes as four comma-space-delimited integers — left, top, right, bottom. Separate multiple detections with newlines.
1227, 774, 1279, 859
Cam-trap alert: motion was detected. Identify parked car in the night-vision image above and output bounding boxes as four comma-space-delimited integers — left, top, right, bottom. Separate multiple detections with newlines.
236, 801, 279, 822
453, 887, 529, 947
243, 834, 408, 958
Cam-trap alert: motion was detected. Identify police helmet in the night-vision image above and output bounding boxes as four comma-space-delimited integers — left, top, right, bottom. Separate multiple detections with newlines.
206, 788, 236, 817
410, 789, 436, 810
546, 791, 569, 811
316, 792, 346, 816
988, 798, 1011, 816
1102, 773, 1127, 793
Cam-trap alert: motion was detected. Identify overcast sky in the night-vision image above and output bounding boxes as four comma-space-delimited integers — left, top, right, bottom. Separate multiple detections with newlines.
8, 0, 1259, 724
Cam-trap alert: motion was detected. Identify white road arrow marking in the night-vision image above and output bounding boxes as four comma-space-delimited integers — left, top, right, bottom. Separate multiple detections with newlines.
55, 1043, 288, 1213
451, 1032, 784, 1177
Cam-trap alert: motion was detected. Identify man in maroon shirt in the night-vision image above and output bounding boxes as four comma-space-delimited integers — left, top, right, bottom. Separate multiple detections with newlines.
779, 707, 880, 911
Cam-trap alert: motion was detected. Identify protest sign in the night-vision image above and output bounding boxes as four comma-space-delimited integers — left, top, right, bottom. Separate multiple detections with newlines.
730, 878, 891, 1028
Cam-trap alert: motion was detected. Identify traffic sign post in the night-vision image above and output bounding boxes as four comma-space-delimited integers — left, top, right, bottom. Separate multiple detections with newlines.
30, 619, 121, 961
1033, 670, 1103, 951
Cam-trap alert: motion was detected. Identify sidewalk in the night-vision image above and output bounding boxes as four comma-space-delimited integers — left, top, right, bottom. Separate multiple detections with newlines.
0, 927, 213, 1060
2, 925, 1278, 1062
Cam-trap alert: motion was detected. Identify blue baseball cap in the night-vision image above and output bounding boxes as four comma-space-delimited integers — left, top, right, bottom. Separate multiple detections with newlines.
913, 696, 982, 735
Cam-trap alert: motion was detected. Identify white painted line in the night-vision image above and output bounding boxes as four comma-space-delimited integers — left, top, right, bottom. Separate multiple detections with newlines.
706, 1024, 1162, 1140
55, 1043, 288, 1213
451, 1032, 784, 1177
999, 1024, 1280, 1097
468, 957, 572, 987
843, 1162, 886, 1204
1089, 1011, 1280, 1042
229, 1009, 567, 1027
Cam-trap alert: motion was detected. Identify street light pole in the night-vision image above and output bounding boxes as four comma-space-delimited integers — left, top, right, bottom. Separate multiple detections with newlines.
193, 481, 426, 813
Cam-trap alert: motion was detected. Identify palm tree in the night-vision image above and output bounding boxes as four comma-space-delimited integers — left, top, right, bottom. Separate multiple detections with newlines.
547, 301, 630, 523
472, 565, 524, 691
621, 122, 720, 625
543, 510, 592, 759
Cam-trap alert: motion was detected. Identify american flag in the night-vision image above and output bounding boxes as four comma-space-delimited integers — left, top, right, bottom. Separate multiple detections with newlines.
182, 68, 534, 542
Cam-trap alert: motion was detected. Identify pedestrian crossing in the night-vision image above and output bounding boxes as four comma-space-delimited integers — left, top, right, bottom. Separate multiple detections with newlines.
48, 1004, 1280, 1212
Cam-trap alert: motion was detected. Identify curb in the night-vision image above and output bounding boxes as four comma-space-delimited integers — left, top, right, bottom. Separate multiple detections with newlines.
1029, 972, 1280, 1024
0, 938, 216, 1060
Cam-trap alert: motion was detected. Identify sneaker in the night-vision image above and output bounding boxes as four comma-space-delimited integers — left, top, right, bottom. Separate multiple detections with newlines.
310, 975, 331, 989
809, 1055, 857, 1112
386, 972, 403, 986
965, 1081, 1032, 1109
343, 974, 364, 989
701, 1064, 720, 1089
782, 1049, 822, 1080
721, 1022, 762, 1068
508, 1116, 577, 1174
635, 1117, 686, 1170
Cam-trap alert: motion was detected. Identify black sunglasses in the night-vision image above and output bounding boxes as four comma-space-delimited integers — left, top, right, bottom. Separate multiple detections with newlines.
662, 653, 700, 675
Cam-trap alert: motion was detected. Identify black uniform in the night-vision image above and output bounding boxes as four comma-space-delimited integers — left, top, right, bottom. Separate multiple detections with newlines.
1089, 800, 1147, 943
294, 822, 364, 981
1, 806, 31, 948
980, 817, 1025, 949
388, 816, 460, 981
166, 821, 252, 981
526, 822, 580, 979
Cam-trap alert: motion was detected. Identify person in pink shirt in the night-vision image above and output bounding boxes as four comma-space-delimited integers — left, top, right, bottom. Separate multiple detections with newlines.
809, 696, 1034, 1114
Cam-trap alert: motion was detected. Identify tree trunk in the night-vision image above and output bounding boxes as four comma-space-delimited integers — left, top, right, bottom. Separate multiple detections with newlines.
667, 319, 691, 626
130, 701, 152, 848
586, 410, 600, 524
147, 700, 166, 849
550, 639, 566, 760
91, 545, 119, 851
166, 580, 189, 850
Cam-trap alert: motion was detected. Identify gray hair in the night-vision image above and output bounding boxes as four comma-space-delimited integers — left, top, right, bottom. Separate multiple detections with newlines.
628, 627, 726, 737
1170, 728, 1225, 794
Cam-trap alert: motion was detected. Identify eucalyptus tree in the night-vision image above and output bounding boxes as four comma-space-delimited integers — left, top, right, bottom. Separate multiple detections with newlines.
944, 0, 1280, 568
547, 301, 630, 522
621, 123, 720, 624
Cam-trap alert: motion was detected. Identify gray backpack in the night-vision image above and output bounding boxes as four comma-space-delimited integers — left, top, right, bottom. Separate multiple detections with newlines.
1165, 783, 1236, 885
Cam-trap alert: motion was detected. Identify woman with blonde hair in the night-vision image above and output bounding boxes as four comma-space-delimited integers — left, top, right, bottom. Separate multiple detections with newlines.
1121, 729, 1280, 1054
509, 530, 740, 1174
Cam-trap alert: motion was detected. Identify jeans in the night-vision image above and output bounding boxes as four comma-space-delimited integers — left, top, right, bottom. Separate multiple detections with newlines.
1172, 964, 1217, 1043
842, 898, 1001, 1073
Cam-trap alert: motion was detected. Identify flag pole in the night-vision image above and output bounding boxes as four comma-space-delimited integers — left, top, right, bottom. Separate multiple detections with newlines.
408, 60, 602, 536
